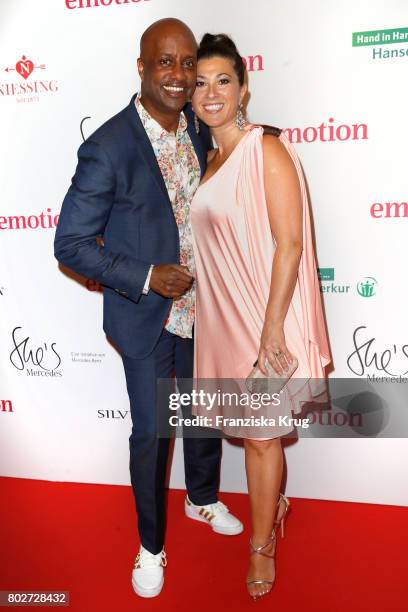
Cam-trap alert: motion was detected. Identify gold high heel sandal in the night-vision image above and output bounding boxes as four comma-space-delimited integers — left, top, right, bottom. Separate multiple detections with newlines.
274, 493, 290, 537
246, 495, 290, 600
246, 529, 276, 601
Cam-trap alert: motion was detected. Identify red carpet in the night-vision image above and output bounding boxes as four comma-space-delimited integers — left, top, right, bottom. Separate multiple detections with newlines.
0, 477, 407, 611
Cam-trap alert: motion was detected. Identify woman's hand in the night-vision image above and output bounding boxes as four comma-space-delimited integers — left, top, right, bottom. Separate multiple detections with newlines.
257, 322, 294, 376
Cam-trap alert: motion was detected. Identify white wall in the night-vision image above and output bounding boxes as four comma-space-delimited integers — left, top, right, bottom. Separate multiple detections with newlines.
1, 0, 407, 505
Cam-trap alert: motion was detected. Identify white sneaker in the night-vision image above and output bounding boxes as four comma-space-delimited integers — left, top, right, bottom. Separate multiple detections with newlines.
185, 495, 243, 535
131, 545, 167, 598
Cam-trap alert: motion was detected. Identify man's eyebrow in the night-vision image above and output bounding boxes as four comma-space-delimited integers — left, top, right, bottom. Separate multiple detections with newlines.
159, 53, 196, 60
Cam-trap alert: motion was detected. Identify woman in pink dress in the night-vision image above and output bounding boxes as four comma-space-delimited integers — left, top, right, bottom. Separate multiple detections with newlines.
190, 34, 331, 600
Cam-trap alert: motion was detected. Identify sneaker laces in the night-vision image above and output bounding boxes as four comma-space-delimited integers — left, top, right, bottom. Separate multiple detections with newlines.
203, 500, 229, 516
135, 547, 167, 569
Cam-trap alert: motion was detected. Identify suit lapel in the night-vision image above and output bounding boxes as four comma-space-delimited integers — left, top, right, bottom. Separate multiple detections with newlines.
124, 95, 207, 198
184, 105, 207, 176
125, 95, 171, 203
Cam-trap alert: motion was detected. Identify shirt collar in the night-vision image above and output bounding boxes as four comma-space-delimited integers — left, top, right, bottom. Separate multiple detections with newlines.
135, 92, 187, 140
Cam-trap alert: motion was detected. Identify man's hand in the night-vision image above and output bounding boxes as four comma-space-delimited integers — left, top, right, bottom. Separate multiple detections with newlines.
149, 264, 194, 298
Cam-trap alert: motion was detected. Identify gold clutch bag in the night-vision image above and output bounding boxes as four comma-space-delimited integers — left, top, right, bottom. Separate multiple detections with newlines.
245, 356, 298, 395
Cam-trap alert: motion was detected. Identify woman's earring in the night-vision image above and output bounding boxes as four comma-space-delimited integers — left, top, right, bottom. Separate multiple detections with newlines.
194, 113, 200, 134
235, 104, 247, 130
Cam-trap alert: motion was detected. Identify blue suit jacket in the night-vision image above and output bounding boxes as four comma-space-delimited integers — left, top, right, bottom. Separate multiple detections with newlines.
54, 94, 211, 358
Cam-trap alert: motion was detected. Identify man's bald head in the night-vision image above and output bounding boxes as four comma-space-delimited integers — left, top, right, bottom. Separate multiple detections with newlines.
140, 18, 197, 59
137, 18, 198, 130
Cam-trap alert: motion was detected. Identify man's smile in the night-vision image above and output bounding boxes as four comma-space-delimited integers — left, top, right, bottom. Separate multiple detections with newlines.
162, 84, 187, 96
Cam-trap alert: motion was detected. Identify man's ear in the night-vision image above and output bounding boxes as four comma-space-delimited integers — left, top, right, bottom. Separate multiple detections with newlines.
137, 57, 144, 82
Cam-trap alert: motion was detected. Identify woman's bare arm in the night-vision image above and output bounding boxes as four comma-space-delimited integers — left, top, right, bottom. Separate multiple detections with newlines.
257, 134, 303, 375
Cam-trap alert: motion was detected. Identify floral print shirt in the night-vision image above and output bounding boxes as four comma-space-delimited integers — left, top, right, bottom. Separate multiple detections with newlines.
135, 93, 200, 338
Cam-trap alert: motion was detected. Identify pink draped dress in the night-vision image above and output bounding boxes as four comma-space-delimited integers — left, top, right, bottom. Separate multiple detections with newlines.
190, 127, 331, 438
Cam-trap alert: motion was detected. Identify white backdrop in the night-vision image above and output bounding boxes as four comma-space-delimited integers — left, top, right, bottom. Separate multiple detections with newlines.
1, 0, 407, 506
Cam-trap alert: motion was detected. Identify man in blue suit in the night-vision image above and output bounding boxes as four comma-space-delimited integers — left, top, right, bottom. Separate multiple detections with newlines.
54, 18, 242, 598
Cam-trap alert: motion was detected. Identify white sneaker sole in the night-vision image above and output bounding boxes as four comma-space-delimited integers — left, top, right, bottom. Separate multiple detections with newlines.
185, 504, 243, 535
132, 576, 164, 598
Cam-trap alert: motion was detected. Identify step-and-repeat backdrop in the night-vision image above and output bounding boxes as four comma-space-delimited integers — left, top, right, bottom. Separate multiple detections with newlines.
1, 0, 407, 505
